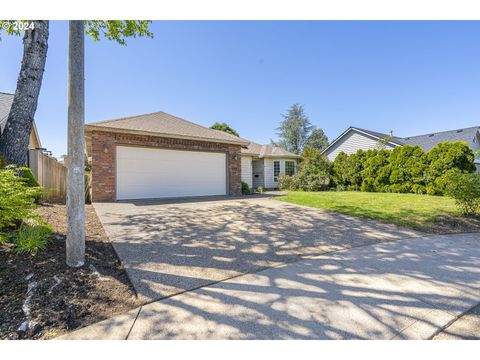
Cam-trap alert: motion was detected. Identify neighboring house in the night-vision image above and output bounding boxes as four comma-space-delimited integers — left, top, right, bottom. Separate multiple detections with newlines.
0, 92, 42, 151
85, 111, 250, 201
323, 126, 480, 172
241, 142, 301, 190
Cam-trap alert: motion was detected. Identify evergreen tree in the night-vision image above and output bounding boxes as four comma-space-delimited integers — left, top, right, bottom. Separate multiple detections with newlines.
306, 127, 329, 151
272, 103, 313, 154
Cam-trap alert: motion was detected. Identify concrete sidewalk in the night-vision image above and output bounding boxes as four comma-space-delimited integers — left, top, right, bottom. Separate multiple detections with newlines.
60, 233, 480, 340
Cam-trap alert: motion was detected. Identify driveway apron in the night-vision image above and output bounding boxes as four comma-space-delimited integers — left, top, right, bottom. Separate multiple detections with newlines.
93, 197, 420, 302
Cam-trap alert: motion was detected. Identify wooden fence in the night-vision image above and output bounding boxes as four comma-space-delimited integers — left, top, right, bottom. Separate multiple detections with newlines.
28, 149, 67, 203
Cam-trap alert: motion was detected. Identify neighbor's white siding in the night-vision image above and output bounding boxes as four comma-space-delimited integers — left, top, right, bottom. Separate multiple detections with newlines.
264, 158, 297, 189
324, 130, 396, 161
241, 156, 253, 188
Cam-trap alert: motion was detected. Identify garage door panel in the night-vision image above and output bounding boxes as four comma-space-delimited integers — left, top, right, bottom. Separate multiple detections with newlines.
116, 146, 227, 200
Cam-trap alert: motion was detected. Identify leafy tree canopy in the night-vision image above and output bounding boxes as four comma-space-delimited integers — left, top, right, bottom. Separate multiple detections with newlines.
306, 127, 329, 151
85, 20, 153, 45
1, 20, 154, 45
210, 122, 239, 137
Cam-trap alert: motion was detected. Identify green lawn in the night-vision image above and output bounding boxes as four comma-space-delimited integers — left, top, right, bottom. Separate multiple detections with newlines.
277, 191, 465, 233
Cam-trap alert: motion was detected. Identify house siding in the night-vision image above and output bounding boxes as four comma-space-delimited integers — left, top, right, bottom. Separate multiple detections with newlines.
324, 130, 396, 161
91, 130, 242, 202
29, 129, 40, 149
264, 158, 298, 189
241, 156, 253, 188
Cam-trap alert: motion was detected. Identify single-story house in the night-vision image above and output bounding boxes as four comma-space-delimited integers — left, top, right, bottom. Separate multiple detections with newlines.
322, 126, 480, 172
85, 111, 299, 202
241, 142, 300, 190
0, 92, 42, 151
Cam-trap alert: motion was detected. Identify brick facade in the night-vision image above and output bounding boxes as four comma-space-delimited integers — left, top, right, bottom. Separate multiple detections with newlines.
91, 130, 242, 202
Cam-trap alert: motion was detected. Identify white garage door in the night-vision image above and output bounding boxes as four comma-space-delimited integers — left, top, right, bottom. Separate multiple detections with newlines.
116, 146, 227, 200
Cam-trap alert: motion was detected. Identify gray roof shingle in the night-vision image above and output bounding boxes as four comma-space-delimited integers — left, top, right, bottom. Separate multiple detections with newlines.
403, 126, 480, 152
0, 92, 14, 132
241, 141, 300, 158
86, 111, 250, 146
352, 127, 406, 145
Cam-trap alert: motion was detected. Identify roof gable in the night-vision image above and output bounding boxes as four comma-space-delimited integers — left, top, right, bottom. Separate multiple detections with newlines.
322, 127, 403, 156
85, 111, 250, 146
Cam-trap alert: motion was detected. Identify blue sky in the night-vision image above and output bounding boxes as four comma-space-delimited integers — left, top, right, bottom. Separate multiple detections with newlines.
1, 20, 480, 157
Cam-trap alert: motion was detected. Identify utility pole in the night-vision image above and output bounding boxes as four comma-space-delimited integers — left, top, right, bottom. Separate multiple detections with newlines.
66, 20, 85, 267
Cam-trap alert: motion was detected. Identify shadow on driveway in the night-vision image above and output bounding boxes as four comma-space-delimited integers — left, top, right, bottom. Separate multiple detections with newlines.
93, 197, 421, 303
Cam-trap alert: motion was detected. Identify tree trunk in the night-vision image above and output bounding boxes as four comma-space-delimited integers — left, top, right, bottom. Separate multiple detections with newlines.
66, 20, 85, 267
0, 21, 49, 166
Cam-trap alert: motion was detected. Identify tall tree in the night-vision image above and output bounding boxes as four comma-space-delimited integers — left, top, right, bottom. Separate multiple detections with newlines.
2, 21, 153, 267
0, 20, 153, 166
306, 127, 329, 151
0, 21, 49, 166
210, 122, 239, 137
272, 103, 313, 154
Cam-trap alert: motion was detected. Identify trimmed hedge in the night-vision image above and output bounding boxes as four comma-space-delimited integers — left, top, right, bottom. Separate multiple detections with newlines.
280, 141, 477, 197
333, 141, 476, 196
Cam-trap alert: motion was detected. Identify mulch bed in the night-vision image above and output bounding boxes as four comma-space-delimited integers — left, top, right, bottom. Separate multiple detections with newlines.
430, 214, 480, 234
0, 204, 140, 340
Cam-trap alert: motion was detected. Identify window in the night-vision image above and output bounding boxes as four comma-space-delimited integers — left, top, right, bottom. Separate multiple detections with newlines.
285, 161, 295, 176
273, 161, 280, 182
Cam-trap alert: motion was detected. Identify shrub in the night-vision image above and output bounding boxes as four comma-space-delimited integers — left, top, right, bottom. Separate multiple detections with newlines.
445, 173, 480, 215
19, 167, 40, 187
388, 145, 428, 193
295, 148, 332, 191
425, 141, 476, 195
278, 174, 297, 190
331, 141, 476, 197
13, 222, 54, 255
0, 165, 42, 229
256, 186, 264, 194
241, 181, 251, 195
411, 184, 427, 195
19, 167, 42, 202
361, 149, 391, 192
0, 154, 5, 169
332, 152, 349, 187
333, 150, 366, 190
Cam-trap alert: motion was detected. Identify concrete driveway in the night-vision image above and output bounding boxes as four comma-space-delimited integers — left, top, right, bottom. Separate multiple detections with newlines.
93, 196, 420, 302
62, 232, 480, 339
